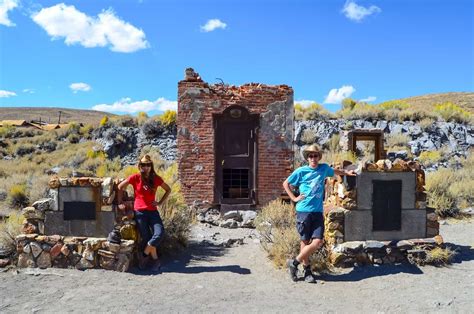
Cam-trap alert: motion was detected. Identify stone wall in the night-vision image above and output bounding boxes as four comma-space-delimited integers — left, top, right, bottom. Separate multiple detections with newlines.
177, 68, 294, 207
15, 176, 138, 272
323, 159, 441, 266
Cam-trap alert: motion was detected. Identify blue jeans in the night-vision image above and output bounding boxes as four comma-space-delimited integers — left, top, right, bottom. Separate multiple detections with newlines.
134, 210, 165, 249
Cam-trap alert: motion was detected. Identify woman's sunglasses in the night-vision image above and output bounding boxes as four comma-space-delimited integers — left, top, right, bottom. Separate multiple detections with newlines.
139, 163, 152, 167
307, 153, 320, 159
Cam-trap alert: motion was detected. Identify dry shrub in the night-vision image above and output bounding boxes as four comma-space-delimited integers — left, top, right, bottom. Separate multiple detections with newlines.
424, 247, 456, 266
7, 184, 29, 209
159, 110, 177, 128
338, 103, 382, 120
386, 133, 411, 151
256, 200, 331, 271
434, 102, 472, 124
157, 163, 190, 253
323, 150, 356, 165
418, 150, 442, 167
300, 129, 318, 144
0, 212, 23, 255
28, 174, 51, 202
426, 153, 474, 217
256, 200, 298, 268
419, 117, 436, 130
136, 112, 149, 126
294, 103, 304, 121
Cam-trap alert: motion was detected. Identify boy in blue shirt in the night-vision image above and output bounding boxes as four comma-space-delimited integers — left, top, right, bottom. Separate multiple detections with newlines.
283, 144, 355, 283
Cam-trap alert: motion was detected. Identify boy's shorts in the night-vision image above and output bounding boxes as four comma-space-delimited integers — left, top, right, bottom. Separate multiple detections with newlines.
296, 212, 324, 241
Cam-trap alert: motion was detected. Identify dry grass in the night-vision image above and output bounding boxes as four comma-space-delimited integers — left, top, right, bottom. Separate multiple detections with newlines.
418, 150, 443, 167
425, 151, 474, 217
0, 107, 115, 125
0, 211, 23, 254
425, 247, 457, 266
300, 129, 318, 144
385, 133, 411, 151
256, 200, 331, 271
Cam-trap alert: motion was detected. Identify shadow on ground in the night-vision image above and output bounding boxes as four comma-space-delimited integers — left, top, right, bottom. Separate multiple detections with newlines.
320, 263, 423, 282
445, 242, 474, 264
130, 240, 251, 276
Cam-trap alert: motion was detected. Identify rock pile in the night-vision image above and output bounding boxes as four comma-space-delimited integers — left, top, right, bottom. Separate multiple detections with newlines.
16, 234, 134, 271
196, 208, 257, 229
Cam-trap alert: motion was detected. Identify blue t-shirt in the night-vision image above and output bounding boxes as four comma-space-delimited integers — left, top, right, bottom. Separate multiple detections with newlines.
287, 164, 334, 213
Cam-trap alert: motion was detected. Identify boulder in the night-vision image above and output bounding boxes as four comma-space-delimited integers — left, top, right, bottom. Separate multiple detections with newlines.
32, 198, 54, 212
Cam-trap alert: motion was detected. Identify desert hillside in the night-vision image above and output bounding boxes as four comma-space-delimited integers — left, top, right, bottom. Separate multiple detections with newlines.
0, 107, 115, 125
394, 92, 474, 113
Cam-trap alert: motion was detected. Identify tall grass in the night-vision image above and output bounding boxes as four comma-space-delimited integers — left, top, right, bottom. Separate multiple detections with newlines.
425, 151, 473, 217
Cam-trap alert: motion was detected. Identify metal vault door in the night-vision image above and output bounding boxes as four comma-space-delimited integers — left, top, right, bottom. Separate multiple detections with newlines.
214, 106, 258, 205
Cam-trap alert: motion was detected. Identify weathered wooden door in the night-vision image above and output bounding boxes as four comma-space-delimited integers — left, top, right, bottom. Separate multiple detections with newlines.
214, 106, 258, 204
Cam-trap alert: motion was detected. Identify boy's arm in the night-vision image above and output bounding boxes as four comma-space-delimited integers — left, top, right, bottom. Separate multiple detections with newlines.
333, 168, 356, 177
283, 179, 305, 203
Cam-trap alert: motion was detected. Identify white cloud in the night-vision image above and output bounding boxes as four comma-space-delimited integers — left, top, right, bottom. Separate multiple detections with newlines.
360, 96, 377, 102
69, 82, 91, 93
0, 90, 16, 97
200, 19, 227, 32
31, 3, 149, 53
0, 0, 19, 27
22, 88, 35, 94
295, 99, 318, 107
342, 1, 381, 22
323, 85, 356, 104
92, 97, 177, 113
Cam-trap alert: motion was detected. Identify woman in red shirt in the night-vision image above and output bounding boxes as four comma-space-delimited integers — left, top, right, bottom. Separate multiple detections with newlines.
118, 154, 171, 271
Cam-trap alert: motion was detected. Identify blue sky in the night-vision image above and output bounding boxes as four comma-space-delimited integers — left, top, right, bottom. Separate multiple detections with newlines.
0, 0, 473, 115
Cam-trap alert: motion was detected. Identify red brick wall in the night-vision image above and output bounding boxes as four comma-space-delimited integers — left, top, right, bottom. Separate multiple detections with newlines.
177, 69, 294, 207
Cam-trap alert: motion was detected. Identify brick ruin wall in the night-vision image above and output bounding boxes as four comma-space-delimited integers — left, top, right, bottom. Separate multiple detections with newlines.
177, 70, 294, 207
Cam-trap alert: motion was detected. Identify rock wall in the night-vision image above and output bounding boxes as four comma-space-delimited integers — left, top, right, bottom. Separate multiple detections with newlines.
295, 119, 473, 169
15, 177, 138, 272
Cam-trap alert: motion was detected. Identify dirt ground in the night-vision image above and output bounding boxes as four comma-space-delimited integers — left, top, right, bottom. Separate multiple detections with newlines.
1, 220, 473, 313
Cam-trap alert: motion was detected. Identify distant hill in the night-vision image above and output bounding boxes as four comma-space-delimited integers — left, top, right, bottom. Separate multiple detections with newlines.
394, 92, 474, 113
0, 107, 116, 125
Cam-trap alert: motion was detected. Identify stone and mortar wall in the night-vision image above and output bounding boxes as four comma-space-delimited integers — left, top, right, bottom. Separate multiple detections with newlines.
177, 69, 294, 207
323, 159, 441, 266
15, 177, 138, 272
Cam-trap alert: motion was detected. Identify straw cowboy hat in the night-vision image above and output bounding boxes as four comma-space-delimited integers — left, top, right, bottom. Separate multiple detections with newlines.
302, 144, 322, 160
139, 154, 153, 165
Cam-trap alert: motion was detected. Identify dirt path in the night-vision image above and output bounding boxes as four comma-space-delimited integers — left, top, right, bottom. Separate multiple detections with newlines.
1, 220, 473, 313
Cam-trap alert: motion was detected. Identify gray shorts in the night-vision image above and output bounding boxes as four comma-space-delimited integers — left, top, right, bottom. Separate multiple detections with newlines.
296, 212, 324, 241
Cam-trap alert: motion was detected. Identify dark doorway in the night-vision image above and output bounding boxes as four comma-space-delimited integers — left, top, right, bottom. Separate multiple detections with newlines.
64, 202, 96, 220
214, 106, 258, 204
372, 180, 402, 231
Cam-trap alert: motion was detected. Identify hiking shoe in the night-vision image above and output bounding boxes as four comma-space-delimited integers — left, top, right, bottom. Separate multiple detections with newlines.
303, 268, 317, 284
287, 259, 299, 282
138, 254, 150, 270
150, 258, 161, 272
107, 229, 121, 244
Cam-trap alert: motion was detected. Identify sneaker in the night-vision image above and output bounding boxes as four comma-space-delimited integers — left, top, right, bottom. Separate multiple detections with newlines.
287, 259, 299, 282
303, 268, 317, 284
138, 254, 150, 270
150, 258, 161, 272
